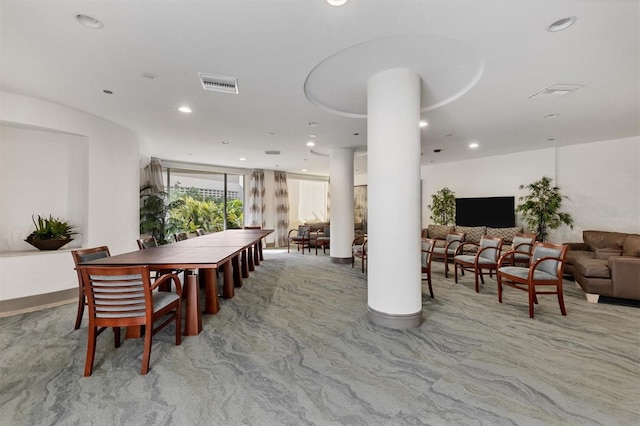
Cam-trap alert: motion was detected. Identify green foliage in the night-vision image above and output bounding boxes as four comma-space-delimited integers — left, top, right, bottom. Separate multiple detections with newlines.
140, 185, 185, 245
428, 187, 456, 225
26, 214, 77, 240
168, 196, 244, 233
515, 176, 574, 242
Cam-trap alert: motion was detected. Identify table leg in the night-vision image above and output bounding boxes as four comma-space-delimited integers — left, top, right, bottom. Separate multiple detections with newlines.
253, 243, 260, 266
258, 240, 264, 261
232, 254, 243, 288
184, 271, 202, 336
248, 246, 255, 272
222, 261, 235, 298
203, 268, 220, 314
240, 249, 250, 278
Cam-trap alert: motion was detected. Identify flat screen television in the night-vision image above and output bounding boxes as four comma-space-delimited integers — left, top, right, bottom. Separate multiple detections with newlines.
455, 196, 515, 228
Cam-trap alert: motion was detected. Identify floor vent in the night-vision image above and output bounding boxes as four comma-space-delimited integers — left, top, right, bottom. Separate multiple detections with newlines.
198, 72, 239, 94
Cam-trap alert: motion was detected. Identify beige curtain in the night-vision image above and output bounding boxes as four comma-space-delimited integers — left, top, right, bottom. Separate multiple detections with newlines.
145, 157, 164, 193
273, 171, 289, 247
247, 170, 265, 227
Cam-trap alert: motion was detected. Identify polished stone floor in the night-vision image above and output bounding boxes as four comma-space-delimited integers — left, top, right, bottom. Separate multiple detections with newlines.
0, 249, 638, 426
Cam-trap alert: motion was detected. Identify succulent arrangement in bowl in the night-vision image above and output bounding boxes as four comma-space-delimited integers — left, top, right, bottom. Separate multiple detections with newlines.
25, 214, 77, 250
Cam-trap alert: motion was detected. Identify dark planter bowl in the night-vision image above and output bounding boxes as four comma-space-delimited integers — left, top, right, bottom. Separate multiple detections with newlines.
25, 238, 73, 251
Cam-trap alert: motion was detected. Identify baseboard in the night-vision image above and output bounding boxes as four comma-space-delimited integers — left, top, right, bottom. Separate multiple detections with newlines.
0, 288, 76, 318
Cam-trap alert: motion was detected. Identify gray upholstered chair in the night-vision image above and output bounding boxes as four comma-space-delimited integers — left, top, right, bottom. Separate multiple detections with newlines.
500, 232, 537, 267
421, 238, 435, 298
352, 235, 367, 273
315, 225, 330, 254
288, 225, 311, 254
497, 242, 568, 318
79, 265, 182, 376
71, 246, 111, 330
432, 232, 465, 278
453, 236, 504, 292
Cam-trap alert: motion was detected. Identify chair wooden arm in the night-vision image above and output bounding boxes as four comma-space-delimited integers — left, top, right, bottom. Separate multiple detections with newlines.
476, 244, 500, 260
528, 256, 565, 280
151, 273, 182, 296
288, 229, 297, 237
455, 241, 478, 255
513, 241, 534, 254
498, 250, 518, 267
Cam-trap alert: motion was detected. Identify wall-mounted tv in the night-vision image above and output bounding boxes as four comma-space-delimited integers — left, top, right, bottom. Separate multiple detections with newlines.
455, 196, 515, 228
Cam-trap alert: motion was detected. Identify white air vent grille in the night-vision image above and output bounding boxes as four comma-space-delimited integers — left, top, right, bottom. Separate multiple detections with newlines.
265, 150, 280, 155
198, 72, 239, 94
529, 83, 583, 99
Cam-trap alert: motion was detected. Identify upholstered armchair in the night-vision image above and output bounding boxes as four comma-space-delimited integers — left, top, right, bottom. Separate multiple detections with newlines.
432, 232, 465, 278
288, 225, 311, 254
453, 236, 504, 292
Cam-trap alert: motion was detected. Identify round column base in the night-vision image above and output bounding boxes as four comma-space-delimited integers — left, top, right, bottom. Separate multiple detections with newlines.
367, 305, 423, 329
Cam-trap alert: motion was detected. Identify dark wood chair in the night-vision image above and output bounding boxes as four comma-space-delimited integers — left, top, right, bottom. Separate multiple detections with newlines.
497, 242, 568, 318
500, 232, 537, 267
174, 232, 189, 242
71, 246, 111, 330
352, 235, 367, 273
453, 236, 504, 292
421, 238, 435, 298
431, 231, 465, 278
79, 265, 182, 376
287, 225, 311, 254
315, 225, 330, 255
195, 229, 205, 236
137, 236, 158, 250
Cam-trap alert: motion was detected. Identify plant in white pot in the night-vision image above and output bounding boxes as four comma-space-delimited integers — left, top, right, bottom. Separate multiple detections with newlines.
25, 214, 77, 250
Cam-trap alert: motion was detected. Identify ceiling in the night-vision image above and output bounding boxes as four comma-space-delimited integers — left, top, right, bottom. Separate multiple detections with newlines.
1, 0, 638, 177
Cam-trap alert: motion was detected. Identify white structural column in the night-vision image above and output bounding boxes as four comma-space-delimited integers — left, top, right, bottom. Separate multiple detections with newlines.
329, 148, 355, 262
367, 68, 422, 329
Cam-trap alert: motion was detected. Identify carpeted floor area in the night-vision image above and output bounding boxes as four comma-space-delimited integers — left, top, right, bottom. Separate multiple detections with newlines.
0, 249, 638, 425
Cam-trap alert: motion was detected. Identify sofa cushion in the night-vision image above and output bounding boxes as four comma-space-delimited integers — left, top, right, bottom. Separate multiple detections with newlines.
575, 258, 611, 279
455, 226, 486, 244
583, 230, 628, 251
622, 234, 640, 257
565, 250, 594, 266
487, 227, 523, 244
427, 225, 454, 240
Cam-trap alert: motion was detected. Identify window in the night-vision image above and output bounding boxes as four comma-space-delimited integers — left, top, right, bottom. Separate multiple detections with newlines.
287, 178, 329, 228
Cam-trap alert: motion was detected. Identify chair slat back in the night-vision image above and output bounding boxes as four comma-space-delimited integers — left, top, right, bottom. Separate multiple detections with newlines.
174, 232, 189, 242
479, 236, 503, 261
445, 232, 465, 252
137, 237, 158, 250
81, 266, 152, 320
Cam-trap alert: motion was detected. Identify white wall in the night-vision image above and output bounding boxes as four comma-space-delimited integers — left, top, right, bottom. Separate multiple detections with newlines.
0, 91, 141, 301
420, 137, 640, 243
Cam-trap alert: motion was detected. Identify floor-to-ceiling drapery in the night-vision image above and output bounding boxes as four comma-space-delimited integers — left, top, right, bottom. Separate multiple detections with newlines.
273, 171, 289, 247
246, 169, 265, 228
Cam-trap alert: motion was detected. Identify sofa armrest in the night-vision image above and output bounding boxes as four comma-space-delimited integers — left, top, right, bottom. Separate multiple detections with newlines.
566, 242, 589, 251
595, 247, 623, 260
608, 256, 640, 300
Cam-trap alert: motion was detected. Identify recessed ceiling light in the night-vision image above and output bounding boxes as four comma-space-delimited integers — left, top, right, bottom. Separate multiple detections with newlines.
221, 141, 230, 145
302, 169, 308, 172
306, 141, 315, 147
103, 90, 113, 95
239, 157, 246, 161
75, 14, 104, 29
469, 142, 479, 149
142, 72, 157, 80
178, 106, 192, 113
353, 132, 360, 136
309, 134, 317, 138
433, 149, 442, 153
545, 114, 559, 119
307, 122, 318, 127
547, 16, 577, 32
327, 0, 348, 6
419, 120, 428, 128
548, 138, 556, 142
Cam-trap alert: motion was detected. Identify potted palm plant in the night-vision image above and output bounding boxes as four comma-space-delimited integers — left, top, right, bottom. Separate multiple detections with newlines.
516, 176, 574, 241
428, 187, 456, 225
25, 214, 77, 250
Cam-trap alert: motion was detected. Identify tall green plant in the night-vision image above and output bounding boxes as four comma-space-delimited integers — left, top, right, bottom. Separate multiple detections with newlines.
428, 187, 456, 225
516, 176, 573, 241
140, 185, 184, 245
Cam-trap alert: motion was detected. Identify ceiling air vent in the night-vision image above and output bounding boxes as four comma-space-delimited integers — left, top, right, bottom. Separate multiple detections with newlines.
198, 72, 239, 94
265, 150, 280, 155
528, 83, 583, 99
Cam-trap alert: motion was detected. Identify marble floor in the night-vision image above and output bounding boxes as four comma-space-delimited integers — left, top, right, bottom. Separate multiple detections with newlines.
0, 249, 638, 426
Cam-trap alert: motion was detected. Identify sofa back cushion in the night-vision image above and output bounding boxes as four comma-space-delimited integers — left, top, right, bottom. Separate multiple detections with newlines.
622, 234, 640, 257
583, 230, 629, 251
486, 227, 523, 245
455, 226, 486, 244
427, 225, 455, 240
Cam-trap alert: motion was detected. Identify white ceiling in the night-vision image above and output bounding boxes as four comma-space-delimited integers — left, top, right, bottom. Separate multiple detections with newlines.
1, 0, 638, 177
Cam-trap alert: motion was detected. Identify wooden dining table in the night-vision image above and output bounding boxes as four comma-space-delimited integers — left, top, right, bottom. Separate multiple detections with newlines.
78, 229, 273, 336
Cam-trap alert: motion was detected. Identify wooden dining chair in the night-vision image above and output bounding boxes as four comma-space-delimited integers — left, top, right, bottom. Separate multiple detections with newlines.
496, 242, 568, 318
431, 231, 465, 278
352, 235, 367, 273
195, 229, 205, 236
137, 236, 158, 250
421, 238, 435, 298
71, 246, 111, 330
174, 232, 189, 242
453, 236, 503, 292
79, 265, 182, 376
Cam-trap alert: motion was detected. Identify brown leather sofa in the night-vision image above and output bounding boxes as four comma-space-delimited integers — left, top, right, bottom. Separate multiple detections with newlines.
565, 230, 640, 302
